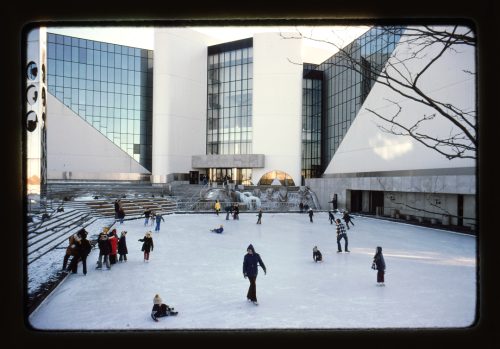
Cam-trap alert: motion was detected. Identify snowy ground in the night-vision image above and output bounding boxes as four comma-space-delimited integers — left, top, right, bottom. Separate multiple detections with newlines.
28, 212, 477, 330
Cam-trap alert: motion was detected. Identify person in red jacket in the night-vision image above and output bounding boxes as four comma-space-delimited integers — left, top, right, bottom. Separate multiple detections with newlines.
108, 229, 119, 264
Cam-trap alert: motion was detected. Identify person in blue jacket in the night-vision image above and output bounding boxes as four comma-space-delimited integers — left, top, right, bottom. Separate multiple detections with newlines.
210, 225, 224, 234
243, 244, 267, 305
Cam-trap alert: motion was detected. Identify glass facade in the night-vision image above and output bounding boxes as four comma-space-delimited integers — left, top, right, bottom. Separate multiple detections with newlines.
302, 64, 323, 182
317, 26, 403, 171
206, 39, 253, 156
46, 33, 153, 171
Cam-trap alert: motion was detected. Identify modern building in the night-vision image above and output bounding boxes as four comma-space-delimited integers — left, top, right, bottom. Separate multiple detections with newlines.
25, 25, 476, 228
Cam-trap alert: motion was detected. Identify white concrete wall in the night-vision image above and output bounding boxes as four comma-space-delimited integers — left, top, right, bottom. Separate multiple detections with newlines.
324, 26, 476, 175
152, 28, 211, 183
252, 33, 303, 186
46, 93, 149, 179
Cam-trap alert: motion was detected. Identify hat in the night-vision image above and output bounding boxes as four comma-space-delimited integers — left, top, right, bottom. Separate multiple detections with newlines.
247, 244, 255, 253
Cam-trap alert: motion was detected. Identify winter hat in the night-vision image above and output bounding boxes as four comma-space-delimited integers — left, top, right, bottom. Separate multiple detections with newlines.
153, 294, 162, 304
247, 244, 255, 253
376, 246, 383, 253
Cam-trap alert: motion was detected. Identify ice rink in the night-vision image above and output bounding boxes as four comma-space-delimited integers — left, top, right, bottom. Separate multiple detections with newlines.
28, 211, 477, 330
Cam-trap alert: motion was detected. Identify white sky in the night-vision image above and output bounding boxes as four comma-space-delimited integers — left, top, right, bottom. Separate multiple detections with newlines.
28, 211, 476, 330
47, 26, 370, 64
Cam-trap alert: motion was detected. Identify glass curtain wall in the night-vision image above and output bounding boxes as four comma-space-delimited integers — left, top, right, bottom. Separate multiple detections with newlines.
302, 64, 323, 183
46, 33, 153, 171
318, 27, 403, 170
206, 39, 253, 156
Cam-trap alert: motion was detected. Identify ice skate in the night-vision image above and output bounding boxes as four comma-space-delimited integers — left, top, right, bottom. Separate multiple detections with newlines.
252, 301, 259, 306
151, 312, 158, 322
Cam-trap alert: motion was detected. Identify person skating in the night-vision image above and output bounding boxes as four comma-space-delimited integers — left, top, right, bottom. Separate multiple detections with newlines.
151, 294, 178, 321
372, 246, 386, 286
139, 231, 154, 262
243, 244, 267, 305
225, 204, 233, 220
328, 211, 336, 225
342, 211, 355, 229
335, 218, 350, 252
256, 209, 263, 224
214, 200, 221, 216
96, 230, 111, 270
308, 207, 314, 223
154, 213, 165, 232
62, 229, 83, 271
210, 225, 224, 234
313, 246, 323, 262
108, 229, 119, 265
68, 229, 92, 275
143, 208, 152, 226
118, 231, 128, 262
233, 203, 240, 220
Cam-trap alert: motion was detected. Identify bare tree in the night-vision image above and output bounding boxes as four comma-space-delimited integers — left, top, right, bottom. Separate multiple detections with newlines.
281, 25, 476, 160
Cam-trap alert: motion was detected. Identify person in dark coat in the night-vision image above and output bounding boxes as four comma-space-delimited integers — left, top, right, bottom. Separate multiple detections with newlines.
243, 244, 267, 305
335, 218, 349, 252
96, 231, 111, 269
114, 199, 120, 219
143, 208, 152, 226
151, 294, 177, 321
328, 211, 336, 224
139, 231, 154, 262
210, 225, 224, 234
117, 207, 126, 224
313, 246, 323, 262
68, 229, 92, 275
256, 209, 263, 224
373, 246, 386, 286
299, 202, 304, 213
118, 231, 128, 262
308, 208, 314, 223
225, 204, 233, 220
342, 211, 355, 229
233, 203, 240, 220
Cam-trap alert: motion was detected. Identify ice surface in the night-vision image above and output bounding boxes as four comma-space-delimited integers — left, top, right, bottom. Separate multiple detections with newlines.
28, 212, 476, 330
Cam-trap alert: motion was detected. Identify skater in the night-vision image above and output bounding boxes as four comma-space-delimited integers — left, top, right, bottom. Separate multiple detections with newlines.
96, 230, 111, 270
328, 211, 336, 224
108, 229, 119, 265
62, 229, 83, 271
225, 204, 233, 220
335, 218, 349, 252
149, 211, 156, 226
210, 225, 224, 234
372, 246, 386, 286
117, 206, 126, 224
114, 199, 120, 219
233, 203, 240, 220
342, 211, 355, 229
256, 209, 263, 224
308, 207, 314, 223
151, 294, 177, 321
214, 200, 221, 216
139, 231, 154, 262
299, 202, 304, 213
118, 231, 128, 262
154, 213, 165, 232
243, 244, 267, 305
143, 208, 152, 226
313, 246, 323, 262
68, 229, 92, 275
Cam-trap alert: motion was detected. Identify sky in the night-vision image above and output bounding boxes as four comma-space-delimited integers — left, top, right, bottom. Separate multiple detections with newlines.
28, 211, 477, 330
47, 25, 370, 64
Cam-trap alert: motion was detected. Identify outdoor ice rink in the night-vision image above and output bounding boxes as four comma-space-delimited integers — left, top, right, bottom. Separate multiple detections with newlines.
28, 212, 477, 330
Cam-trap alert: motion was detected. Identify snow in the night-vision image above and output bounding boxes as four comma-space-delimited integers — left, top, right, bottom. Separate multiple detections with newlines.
28, 212, 476, 330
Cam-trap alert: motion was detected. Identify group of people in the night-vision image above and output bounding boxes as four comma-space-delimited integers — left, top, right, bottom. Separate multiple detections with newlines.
143, 209, 165, 232
96, 228, 129, 269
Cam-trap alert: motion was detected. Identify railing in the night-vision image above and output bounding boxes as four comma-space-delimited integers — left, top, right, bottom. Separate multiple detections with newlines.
173, 201, 302, 212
